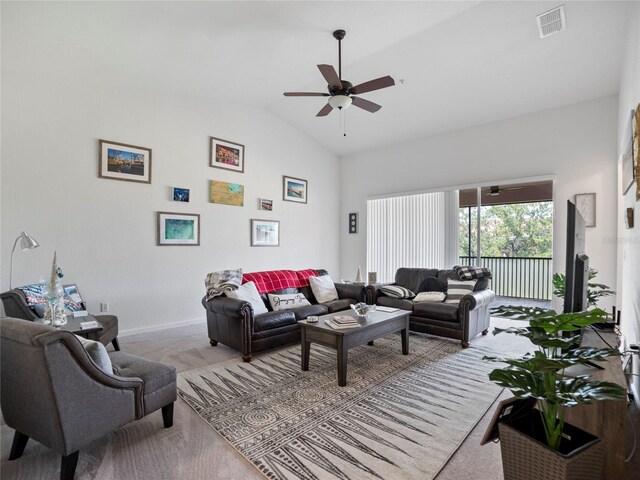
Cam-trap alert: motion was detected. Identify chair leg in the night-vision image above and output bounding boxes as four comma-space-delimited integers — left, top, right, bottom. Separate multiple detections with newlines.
209, 339, 218, 347
8, 431, 29, 460
461, 340, 469, 348
482, 329, 489, 335
162, 403, 174, 428
60, 451, 79, 480
242, 354, 251, 362
111, 337, 120, 351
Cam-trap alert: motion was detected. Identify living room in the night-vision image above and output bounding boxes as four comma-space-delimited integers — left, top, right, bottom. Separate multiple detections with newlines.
2, 1, 639, 479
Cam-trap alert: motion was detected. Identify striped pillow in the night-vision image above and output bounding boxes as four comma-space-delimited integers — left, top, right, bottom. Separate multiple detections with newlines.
380, 285, 415, 299
445, 279, 477, 304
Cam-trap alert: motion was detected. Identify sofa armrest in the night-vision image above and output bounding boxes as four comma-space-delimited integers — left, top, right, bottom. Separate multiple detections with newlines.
202, 295, 253, 319
364, 283, 395, 304
459, 289, 495, 311
335, 283, 366, 302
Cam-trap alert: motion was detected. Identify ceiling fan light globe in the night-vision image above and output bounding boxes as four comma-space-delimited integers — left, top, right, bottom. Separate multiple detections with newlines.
328, 95, 352, 110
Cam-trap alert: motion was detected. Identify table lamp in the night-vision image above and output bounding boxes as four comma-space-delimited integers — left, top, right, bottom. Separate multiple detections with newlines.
10, 231, 40, 289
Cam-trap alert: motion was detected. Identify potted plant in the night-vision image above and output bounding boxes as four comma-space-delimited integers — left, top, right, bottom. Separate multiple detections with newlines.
552, 268, 615, 309
484, 305, 627, 480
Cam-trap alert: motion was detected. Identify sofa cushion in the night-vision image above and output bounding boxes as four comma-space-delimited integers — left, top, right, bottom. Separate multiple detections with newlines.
379, 285, 415, 299
454, 265, 492, 280
417, 277, 446, 293
413, 301, 459, 322
268, 293, 311, 311
309, 275, 338, 303
226, 281, 268, 315
291, 304, 329, 320
253, 311, 297, 332
395, 268, 439, 292
445, 279, 477, 304
377, 296, 414, 311
414, 292, 446, 303
324, 298, 355, 313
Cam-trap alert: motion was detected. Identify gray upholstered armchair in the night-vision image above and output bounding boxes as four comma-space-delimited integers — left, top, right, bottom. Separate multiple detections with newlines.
0, 317, 177, 480
1, 288, 120, 351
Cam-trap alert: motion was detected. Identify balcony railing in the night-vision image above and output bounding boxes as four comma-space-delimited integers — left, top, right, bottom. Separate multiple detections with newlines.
459, 256, 553, 300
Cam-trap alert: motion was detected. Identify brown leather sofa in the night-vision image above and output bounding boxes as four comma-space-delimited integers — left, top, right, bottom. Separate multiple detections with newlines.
366, 267, 495, 348
202, 269, 366, 362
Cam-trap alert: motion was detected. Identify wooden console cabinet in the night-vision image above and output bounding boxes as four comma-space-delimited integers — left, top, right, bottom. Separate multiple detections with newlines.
565, 329, 627, 480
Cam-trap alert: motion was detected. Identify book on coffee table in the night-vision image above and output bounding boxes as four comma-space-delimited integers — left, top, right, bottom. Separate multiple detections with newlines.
332, 315, 359, 325
325, 319, 361, 329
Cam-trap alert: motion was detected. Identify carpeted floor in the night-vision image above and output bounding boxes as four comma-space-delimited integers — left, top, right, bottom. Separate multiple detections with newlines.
178, 334, 504, 480
1, 316, 637, 479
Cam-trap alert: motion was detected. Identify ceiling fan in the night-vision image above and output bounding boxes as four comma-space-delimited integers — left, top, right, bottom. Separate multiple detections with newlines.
283, 29, 395, 117
485, 185, 527, 196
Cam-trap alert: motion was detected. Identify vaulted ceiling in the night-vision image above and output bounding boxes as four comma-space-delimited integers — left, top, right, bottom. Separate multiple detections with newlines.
5, 1, 634, 157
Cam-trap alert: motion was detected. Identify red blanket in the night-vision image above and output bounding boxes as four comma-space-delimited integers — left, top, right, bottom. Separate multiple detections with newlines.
242, 269, 318, 294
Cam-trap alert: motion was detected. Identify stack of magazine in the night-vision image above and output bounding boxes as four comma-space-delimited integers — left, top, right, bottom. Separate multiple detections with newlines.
326, 315, 361, 329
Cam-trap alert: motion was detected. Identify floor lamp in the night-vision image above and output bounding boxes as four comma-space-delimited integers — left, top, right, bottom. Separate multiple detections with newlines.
10, 231, 40, 289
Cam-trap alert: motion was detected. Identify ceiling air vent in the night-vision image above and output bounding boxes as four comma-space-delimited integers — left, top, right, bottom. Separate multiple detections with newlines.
537, 5, 566, 39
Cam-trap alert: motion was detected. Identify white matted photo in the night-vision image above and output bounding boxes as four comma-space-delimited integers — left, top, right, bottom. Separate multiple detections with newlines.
282, 175, 307, 204
157, 212, 200, 246
251, 219, 279, 246
99, 139, 152, 184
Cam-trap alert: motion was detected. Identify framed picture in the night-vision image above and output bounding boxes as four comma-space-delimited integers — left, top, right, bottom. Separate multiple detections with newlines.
575, 193, 596, 228
348, 212, 358, 234
63, 284, 86, 310
283, 175, 308, 204
622, 141, 634, 195
99, 139, 151, 184
633, 105, 640, 200
157, 212, 200, 246
210, 136, 244, 173
259, 198, 273, 211
251, 219, 280, 247
172, 187, 190, 202
209, 180, 244, 206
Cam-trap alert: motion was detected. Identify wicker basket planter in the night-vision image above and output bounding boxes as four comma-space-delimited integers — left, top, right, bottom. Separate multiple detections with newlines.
498, 411, 604, 480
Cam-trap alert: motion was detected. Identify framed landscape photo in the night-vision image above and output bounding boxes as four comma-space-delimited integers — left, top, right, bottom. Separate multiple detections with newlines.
157, 212, 200, 246
172, 187, 190, 202
209, 180, 244, 206
251, 219, 280, 247
99, 139, 151, 184
210, 136, 244, 173
282, 175, 308, 204
622, 142, 634, 195
634, 105, 640, 200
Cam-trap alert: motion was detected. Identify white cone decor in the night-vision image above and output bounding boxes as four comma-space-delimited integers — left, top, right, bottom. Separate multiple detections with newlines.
355, 266, 363, 283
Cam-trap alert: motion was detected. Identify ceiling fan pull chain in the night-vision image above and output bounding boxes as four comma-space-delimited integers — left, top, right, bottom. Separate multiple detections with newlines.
343, 110, 347, 137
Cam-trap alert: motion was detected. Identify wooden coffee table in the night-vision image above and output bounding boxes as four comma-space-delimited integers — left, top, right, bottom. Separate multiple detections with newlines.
299, 309, 411, 387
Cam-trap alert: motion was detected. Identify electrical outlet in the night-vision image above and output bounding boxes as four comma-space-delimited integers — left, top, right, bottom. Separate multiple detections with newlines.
100, 302, 109, 312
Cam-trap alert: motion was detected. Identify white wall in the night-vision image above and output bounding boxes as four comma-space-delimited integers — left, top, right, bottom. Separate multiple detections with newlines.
1, 51, 340, 334
617, 2, 640, 348
340, 95, 620, 312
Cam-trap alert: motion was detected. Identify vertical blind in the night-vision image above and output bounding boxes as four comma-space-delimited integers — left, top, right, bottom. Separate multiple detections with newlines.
367, 191, 459, 283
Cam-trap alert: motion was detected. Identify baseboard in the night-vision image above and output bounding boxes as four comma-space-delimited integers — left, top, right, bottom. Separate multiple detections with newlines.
119, 317, 204, 337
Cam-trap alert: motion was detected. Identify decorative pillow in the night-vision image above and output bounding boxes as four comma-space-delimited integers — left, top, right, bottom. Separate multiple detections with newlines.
17, 284, 83, 317
268, 293, 311, 311
226, 281, 268, 315
417, 277, 446, 293
309, 275, 339, 303
414, 292, 446, 303
379, 285, 415, 299
74, 335, 113, 373
453, 265, 492, 280
205, 269, 242, 300
445, 279, 477, 304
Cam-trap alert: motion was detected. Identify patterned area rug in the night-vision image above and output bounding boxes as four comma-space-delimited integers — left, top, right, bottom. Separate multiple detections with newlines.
177, 333, 502, 480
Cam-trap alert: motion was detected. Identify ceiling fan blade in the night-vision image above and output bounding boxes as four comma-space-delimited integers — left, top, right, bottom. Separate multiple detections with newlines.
317, 64, 342, 89
316, 103, 333, 117
351, 96, 382, 113
283, 92, 330, 97
351, 75, 395, 95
